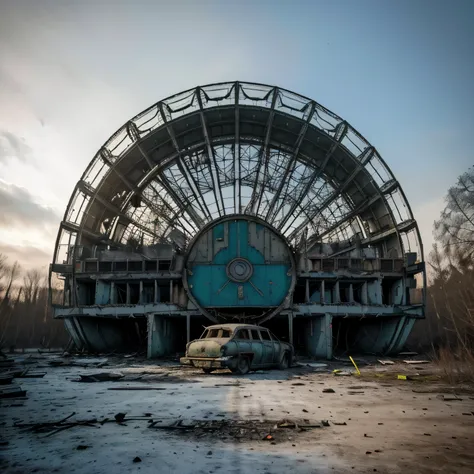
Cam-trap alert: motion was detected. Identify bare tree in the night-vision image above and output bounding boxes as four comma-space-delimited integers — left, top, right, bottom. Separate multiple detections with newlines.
23, 269, 43, 305
434, 166, 474, 269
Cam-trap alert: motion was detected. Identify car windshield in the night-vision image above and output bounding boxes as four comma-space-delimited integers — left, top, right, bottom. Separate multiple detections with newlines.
200, 328, 231, 339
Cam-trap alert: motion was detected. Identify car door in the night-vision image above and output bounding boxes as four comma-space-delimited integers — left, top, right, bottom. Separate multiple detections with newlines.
249, 329, 264, 367
233, 329, 252, 359
259, 329, 275, 365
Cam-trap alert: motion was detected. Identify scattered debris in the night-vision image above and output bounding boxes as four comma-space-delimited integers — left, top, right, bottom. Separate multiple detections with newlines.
292, 382, 306, 386
0, 374, 14, 385
333, 370, 352, 376
76, 373, 123, 383
0, 385, 26, 398
438, 395, 463, 402
332, 421, 347, 426
348, 391, 365, 395
403, 360, 430, 365
322, 388, 335, 393
76, 445, 89, 450
133, 457, 142, 463
378, 360, 394, 365
321, 420, 330, 427
13, 412, 98, 437
107, 387, 167, 391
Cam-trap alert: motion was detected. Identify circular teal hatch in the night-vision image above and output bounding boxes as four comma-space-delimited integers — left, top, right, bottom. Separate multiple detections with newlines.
184, 216, 295, 322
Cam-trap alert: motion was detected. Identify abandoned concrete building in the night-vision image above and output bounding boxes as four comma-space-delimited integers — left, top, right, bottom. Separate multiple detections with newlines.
49, 82, 425, 359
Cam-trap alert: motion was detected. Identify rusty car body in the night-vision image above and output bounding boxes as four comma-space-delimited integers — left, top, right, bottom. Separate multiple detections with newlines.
180, 324, 294, 374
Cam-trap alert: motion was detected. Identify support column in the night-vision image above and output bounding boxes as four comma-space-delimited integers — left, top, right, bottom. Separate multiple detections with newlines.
126, 283, 131, 304
321, 280, 325, 304
349, 283, 354, 303
324, 313, 333, 360
361, 282, 368, 305
154, 280, 158, 303
305, 279, 310, 303
170, 280, 173, 303
334, 281, 341, 304
139, 281, 144, 304
110, 282, 116, 304
147, 314, 167, 358
186, 313, 191, 343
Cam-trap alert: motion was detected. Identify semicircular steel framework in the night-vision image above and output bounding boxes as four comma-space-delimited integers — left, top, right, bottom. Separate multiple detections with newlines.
52, 81, 424, 277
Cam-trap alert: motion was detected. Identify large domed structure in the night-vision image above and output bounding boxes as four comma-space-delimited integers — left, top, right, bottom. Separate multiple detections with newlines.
50, 82, 425, 357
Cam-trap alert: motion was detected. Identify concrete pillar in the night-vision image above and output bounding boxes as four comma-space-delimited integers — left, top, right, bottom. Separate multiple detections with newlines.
126, 283, 131, 304
305, 279, 310, 303
186, 313, 191, 343
361, 282, 368, 305
154, 280, 158, 303
288, 313, 294, 346
349, 283, 354, 303
110, 282, 116, 304
305, 313, 332, 360
334, 281, 341, 304
147, 314, 168, 358
139, 281, 144, 304
170, 280, 173, 303
321, 280, 325, 304
324, 313, 333, 360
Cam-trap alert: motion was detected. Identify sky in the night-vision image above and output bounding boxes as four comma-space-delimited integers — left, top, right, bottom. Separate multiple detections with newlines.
0, 0, 473, 272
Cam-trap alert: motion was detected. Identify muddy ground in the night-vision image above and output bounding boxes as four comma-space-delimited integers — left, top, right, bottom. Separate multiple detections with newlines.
1, 354, 473, 474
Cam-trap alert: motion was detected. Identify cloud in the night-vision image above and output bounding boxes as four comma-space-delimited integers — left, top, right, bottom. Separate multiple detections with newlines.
0, 130, 32, 164
0, 180, 61, 231
0, 243, 52, 271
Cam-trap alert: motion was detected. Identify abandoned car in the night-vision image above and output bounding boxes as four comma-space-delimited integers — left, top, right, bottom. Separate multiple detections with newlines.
180, 324, 294, 374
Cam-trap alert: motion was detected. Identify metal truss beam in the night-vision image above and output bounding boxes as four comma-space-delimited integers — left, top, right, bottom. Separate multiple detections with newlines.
76, 180, 161, 241
279, 121, 349, 239
326, 218, 417, 257
127, 118, 204, 229
285, 142, 371, 240
157, 103, 212, 224
246, 88, 278, 215
197, 88, 225, 216
234, 82, 241, 214
99, 149, 194, 240
266, 101, 317, 223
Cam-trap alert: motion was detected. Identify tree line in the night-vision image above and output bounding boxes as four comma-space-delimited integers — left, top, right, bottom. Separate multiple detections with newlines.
0, 260, 69, 351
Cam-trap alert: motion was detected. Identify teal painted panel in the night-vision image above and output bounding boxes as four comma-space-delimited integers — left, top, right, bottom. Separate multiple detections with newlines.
188, 220, 291, 308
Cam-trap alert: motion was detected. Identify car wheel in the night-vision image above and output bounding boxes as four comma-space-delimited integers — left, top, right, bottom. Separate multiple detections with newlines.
202, 368, 213, 374
235, 357, 250, 375
278, 352, 289, 370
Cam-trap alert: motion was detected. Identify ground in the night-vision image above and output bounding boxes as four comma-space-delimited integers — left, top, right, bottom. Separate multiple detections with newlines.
1, 354, 473, 474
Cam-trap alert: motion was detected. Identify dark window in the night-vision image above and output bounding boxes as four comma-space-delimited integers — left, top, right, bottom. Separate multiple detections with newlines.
207, 329, 219, 338
98, 261, 112, 272
145, 260, 157, 272
235, 329, 249, 340
158, 260, 171, 271
250, 330, 260, 340
128, 261, 143, 272
221, 329, 231, 338
115, 261, 127, 272
260, 330, 271, 341
84, 261, 97, 272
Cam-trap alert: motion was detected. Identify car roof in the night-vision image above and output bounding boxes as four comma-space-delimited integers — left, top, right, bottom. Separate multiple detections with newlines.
205, 323, 269, 331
